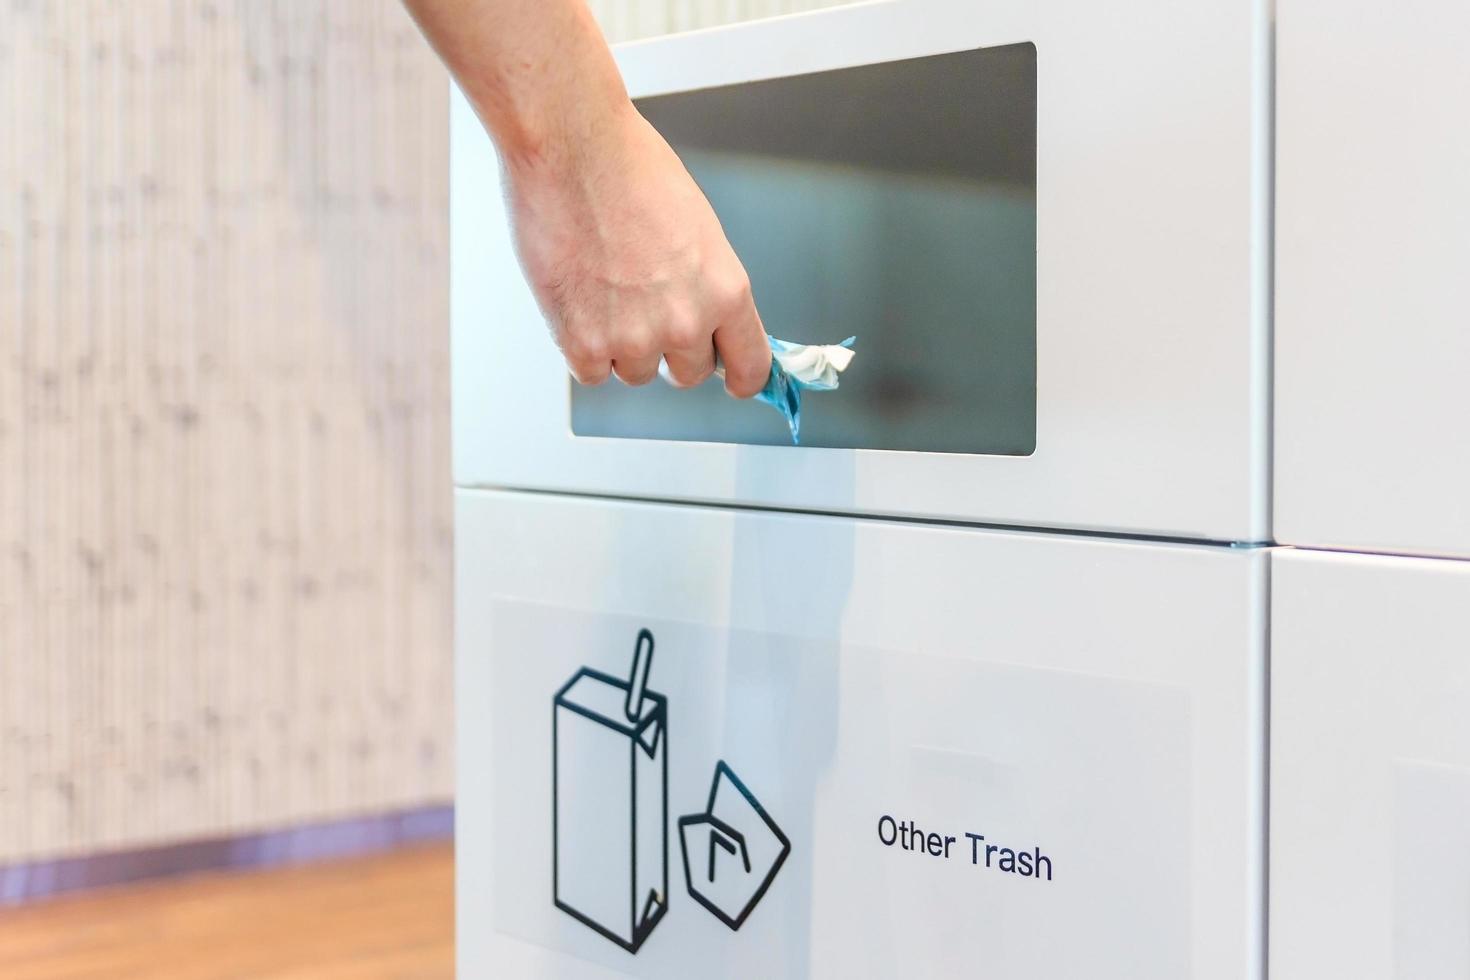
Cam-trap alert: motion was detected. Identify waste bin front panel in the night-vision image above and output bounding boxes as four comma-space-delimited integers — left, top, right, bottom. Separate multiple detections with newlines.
1271, 549, 1470, 978
451, 0, 1270, 542
455, 489, 1267, 979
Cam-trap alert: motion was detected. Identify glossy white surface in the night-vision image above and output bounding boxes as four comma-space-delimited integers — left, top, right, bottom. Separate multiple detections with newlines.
1272, 549, 1470, 978
1276, 0, 1470, 558
456, 490, 1267, 978
451, 0, 1271, 541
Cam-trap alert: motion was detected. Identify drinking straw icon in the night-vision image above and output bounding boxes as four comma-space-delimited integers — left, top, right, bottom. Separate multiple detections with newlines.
625, 629, 654, 724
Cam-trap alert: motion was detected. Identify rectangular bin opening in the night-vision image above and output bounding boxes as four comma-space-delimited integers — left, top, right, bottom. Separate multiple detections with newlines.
571, 41, 1038, 455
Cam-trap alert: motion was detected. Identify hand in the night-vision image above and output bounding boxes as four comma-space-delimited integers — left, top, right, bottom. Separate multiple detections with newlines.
502, 104, 772, 398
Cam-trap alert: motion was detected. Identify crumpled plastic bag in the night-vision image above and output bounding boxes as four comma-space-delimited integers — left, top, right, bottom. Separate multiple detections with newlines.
662, 335, 856, 444
748, 335, 856, 444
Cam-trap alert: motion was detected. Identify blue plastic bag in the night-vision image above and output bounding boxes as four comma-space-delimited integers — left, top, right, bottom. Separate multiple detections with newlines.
748, 335, 857, 444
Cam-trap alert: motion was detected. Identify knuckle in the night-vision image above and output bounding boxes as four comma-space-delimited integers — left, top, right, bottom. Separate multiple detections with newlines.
581, 337, 610, 363
563, 330, 608, 366
614, 328, 657, 361
665, 316, 704, 351
570, 361, 609, 386
667, 361, 712, 389
720, 272, 753, 310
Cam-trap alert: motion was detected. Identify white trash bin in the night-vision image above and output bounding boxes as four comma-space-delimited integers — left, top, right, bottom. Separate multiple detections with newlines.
452, 2, 1272, 976
456, 491, 1266, 978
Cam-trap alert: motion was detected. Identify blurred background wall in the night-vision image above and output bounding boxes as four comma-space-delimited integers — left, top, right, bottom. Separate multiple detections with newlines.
0, 1, 452, 865
587, 0, 852, 40
0, 0, 853, 870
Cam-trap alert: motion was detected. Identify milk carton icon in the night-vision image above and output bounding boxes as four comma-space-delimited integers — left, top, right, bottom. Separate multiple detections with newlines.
553, 629, 669, 953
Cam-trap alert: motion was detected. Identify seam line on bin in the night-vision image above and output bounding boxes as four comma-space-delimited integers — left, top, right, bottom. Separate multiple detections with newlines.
461, 484, 1276, 550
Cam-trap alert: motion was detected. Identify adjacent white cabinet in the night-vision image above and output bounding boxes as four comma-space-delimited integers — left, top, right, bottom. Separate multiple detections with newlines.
451, 0, 1271, 542
1272, 549, 1470, 978
456, 490, 1266, 979
1276, 0, 1470, 559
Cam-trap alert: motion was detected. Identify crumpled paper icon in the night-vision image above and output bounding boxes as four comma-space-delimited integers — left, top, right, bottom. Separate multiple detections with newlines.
661, 335, 857, 444
677, 761, 791, 931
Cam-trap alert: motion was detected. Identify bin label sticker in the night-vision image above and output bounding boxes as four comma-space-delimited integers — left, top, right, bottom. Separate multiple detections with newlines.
553, 629, 790, 953
484, 600, 1193, 977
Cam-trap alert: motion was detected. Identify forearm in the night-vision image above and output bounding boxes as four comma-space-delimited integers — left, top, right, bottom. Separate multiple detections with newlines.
402, 0, 631, 174
403, 0, 772, 397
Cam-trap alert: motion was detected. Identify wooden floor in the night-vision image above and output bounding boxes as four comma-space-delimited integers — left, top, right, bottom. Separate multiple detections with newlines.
0, 843, 454, 980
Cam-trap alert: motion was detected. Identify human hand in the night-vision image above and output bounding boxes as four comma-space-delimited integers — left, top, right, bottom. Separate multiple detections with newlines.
501, 104, 772, 398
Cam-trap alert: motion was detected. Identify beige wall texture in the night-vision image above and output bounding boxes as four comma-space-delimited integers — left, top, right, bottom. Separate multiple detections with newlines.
0, 0, 859, 865
589, 0, 854, 41
0, 1, 452, 863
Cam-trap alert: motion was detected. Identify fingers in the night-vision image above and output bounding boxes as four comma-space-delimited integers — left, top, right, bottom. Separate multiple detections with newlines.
559, 273, 766, 396
609, 322, 660, 386
649, 304, 714, 388
563, 334, 612, 386
571, 364, 611, 385
713, 292, 771, 399
564, 325, 660, 388
662, 341, 716, 388
612, 353, 662, 386
566, 315, 718, 390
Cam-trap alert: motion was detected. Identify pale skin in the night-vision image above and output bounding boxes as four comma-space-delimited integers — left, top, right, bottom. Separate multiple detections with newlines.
403, 0, 773, 397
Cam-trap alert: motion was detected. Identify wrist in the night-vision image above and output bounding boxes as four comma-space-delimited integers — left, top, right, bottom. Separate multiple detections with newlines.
486, 78, 637, 184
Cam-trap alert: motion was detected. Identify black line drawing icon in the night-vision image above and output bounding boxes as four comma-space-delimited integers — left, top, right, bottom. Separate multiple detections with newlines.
678, 761, 791, 931
553, 629, 668, 953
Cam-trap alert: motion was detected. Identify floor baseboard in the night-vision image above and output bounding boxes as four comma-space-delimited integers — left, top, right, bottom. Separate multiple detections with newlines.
0, 804, 454, 906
